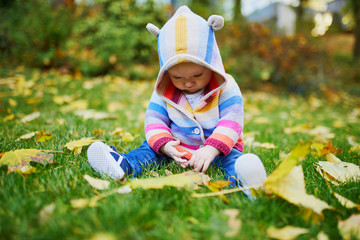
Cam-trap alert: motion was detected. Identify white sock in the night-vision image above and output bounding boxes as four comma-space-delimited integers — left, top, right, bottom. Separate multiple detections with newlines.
235, 153, 267, 198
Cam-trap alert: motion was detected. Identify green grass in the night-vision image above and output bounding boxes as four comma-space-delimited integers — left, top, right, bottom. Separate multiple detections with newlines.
0, 68, 359, 240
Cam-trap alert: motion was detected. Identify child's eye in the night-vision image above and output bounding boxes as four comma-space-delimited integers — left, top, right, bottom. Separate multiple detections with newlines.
173, 76, 182, 80
194, 73, 203, 78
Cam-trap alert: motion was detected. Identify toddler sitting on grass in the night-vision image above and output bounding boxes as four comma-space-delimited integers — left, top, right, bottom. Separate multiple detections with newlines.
87, 6, 266, 197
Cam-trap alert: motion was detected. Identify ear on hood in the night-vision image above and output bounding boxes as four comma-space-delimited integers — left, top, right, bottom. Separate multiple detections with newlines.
146, 14, 224, 38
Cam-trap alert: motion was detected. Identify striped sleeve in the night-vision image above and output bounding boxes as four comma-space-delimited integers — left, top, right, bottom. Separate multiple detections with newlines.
204, 76, 244, 155
144, 91, 174, 153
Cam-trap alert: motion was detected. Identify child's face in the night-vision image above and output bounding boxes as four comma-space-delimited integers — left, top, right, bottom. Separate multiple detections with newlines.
167, 62, 212, 94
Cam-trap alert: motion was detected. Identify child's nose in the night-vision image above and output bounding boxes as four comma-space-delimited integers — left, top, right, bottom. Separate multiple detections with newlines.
184, 81, 194, 87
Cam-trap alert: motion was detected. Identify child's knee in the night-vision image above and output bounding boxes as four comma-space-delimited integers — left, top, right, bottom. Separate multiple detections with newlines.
235, 153, 267, 186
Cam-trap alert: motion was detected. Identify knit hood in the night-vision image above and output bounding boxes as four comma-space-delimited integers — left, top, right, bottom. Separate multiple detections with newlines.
146, 6, 228, 107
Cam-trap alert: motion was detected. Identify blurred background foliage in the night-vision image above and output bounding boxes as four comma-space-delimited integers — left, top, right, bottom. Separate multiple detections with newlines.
0, 0, 359, 96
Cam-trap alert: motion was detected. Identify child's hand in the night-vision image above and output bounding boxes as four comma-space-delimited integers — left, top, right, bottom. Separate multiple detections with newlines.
188, 145, 220, 173
161, 140, 187, 167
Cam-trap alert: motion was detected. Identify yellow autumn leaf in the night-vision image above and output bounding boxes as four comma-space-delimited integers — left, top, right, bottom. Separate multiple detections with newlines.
38, 203, 56, 225
283, 123, 312, 134
265, 165, 332, 215
128, 171, 210, 190
3, 113, 16, 122
316, 154, 360, 184
121, 132, 135, 142
265, 141, 311, 184
266, 226, 309, 240
317, 231, 329, 240
223, 209, 241, 237
20, 111, 40, 123
333, 192, 360, 209
338, 214, 360, 240
15, 131, 37, 142
87, 232, 117, 240
0, 149, 53, 174
349, 145, 360, 154
84, 174, 110, 190
64, 137, 101, 155
36, 131, 54, 143
8, 98, 17, 107
74, 109, 117, 120
60, 99, 88, 112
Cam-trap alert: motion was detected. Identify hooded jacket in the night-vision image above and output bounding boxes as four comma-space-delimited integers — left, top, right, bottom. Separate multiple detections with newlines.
144, 6, 244, 156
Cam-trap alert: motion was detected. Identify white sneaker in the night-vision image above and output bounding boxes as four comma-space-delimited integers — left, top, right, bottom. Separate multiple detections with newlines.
87, 141, 125, 179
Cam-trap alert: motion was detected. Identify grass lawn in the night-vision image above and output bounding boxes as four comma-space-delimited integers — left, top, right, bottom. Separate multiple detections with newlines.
0, 67, 359, 240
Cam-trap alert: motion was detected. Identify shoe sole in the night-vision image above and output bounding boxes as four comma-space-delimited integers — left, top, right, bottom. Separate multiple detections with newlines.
87, 141, 125, 179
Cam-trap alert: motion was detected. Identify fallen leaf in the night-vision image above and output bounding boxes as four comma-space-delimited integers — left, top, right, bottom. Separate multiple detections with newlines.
338, 214, 360, 240
36, 130, 54, 143
21, 111, 40, 123
319, 141, 342, 157
71, 198, 96, 208
206, 181, 231, 203
92, 129, 105, 136
60, 99, 88, 112
74, 109, 117, 120
8, 98, 17, 107
121, 132, 135, 142
266, 226, 309, 240
117, 185, 132, 194
349, 145, 360, 154
265, 141, 312, 183
129, 171, 210, 190
15, 132, 37, 142
3, 114, 16, 121
283, 123, 312, 134
165, 169, 173, 175
64, 138, 101, 155
38, 203, 56, 225
265, 165, 332, 215
84, 174, 110, 190
333, 192, 360, 209
316, 231, 329, 240
307, 126, 335, 139
86, 232, 117, 240
0, 149, 53, 174
223, 209, 241, 237
316, 154, 360, 184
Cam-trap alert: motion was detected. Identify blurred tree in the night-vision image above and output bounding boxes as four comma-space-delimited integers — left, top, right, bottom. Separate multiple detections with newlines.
350, 0, 360, 59
296, 0, 310, 32
233, 0, 243, 22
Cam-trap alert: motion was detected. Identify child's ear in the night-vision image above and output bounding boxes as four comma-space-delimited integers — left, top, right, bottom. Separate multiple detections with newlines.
146, 23, 160, 37
208, 15, 224, 31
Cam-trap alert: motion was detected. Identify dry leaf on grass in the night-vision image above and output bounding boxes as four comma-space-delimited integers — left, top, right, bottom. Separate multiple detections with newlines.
264, 141, 332, 215
338, 214, 360, 240
265, 166, 332, 215
74, 109, 117, 120
21, 111, 40, 123
86, 232, 117, 240
70, 185, 132, 209
129, 171, 210, 190
64, 137, 101, 155
333, 192, 360, 209
0, 149, 53, 174
266, 226, 309, 240
38, 203, 56, 225
84, 175, 110, 190
316, 153, 360, 185
15, 132, 37, 142
223, 209, 241, 237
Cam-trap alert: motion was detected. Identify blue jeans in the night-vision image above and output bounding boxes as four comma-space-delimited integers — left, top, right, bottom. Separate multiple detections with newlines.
121, 141, 243, 185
